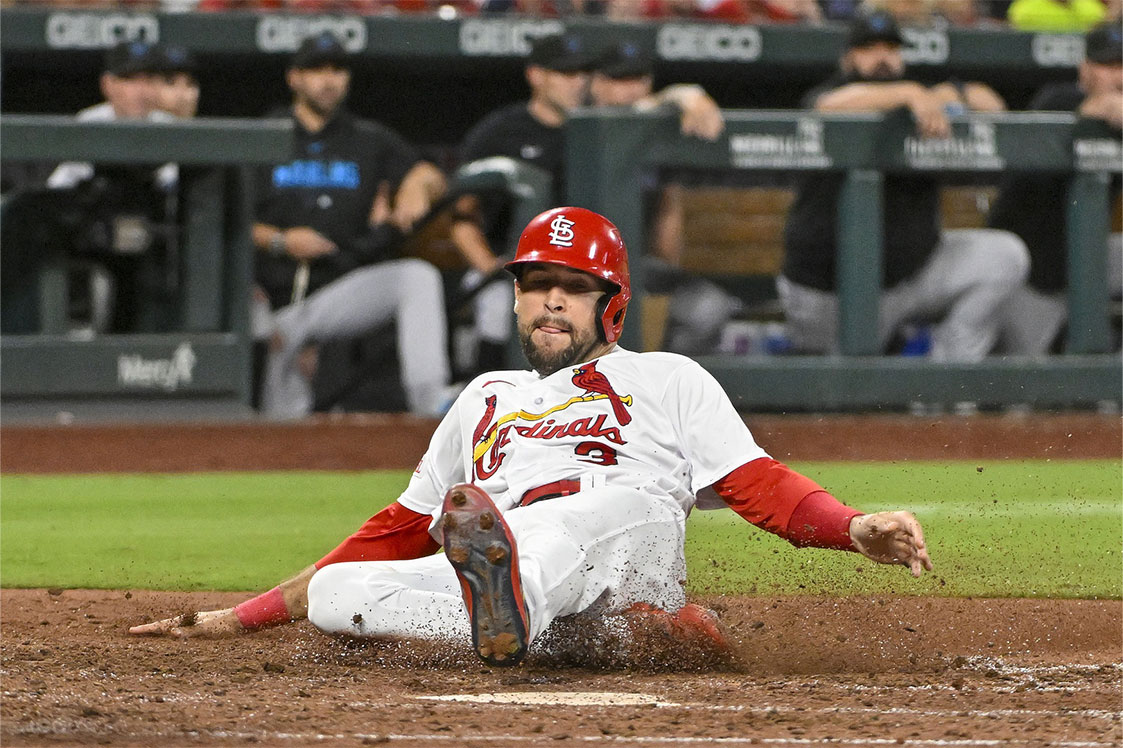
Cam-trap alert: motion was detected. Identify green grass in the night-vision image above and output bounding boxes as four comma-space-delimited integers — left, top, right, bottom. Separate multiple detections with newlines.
1, 461, 1119, 598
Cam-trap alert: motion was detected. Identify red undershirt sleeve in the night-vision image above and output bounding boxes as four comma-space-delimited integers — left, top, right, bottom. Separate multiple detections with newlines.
315, 501, 440, 569
711, 457, 863, 551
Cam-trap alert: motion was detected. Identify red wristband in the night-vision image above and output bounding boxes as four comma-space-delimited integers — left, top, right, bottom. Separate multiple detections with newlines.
233, 586, 289, 630
786, 491, 863, 551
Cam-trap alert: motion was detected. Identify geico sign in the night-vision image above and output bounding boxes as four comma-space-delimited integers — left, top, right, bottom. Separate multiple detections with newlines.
901, 28, 949, 65
46, 12, 159, 49
657, 24, 762, 62
256, 16, 366, 53
459, 19, 565, 56
1031, 34, 1082, 67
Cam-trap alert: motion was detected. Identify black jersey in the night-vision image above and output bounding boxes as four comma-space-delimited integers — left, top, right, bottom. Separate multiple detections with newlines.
255, 108, 420, 306
782, 74, 941, 292
988, 82, 1122, 292
458, 103, 565, 249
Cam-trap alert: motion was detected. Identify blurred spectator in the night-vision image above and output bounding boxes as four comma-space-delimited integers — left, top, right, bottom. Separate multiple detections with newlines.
47, 41, 172, 190
590, 39, 740, 355
21, 41, 178, 335
252, 32, 451, 418
151, 44, 200, 119
448, 33, 595, 375
862, 0, 982, 25
605, 0, 821, 21
778, 11, 1035, 360
988, 20, 1123, 353
1007, 0, 1107, 30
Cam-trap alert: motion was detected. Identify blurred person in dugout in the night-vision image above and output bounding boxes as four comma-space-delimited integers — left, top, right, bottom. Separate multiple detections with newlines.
777, 10, 1039, 361
251, 32, 451, 419
589, 39, 742, 355
448, 33, 727, 376
0, 41, 176, 336
151, 44, 201, 119
988, 21, 1123, 354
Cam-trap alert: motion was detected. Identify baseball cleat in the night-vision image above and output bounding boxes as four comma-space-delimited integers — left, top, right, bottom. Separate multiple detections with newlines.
440, 483, 530, 667
624, 601, 733, 654
673, 603, 733, 654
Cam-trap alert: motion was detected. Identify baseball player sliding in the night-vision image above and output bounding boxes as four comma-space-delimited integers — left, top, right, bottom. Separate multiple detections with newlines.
132, 207, 932, 666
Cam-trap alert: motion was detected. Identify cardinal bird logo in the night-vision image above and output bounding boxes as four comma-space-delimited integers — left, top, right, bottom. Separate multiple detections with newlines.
571, 361, 632, 426
473, 394, 498, 446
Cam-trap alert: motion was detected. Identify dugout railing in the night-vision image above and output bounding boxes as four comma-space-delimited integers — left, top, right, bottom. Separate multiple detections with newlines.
1, 113, 1119, 416
565, 108, 1121, 410
0, 115, 293, 420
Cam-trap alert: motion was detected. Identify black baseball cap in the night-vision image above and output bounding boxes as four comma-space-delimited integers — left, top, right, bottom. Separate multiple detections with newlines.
289, 32, 350, 70
104, 40, 158, 78
595, 40, 654, 79
1085, 22, 1123, 65
151, 44, 199, 77
527, 33, 596, 73
847, 11, 905, 49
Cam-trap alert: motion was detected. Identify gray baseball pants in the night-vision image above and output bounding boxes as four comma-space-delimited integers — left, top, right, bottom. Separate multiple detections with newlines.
262, 259, 451, 418
777, 228, 1030, 362
997, 232, 1123, 355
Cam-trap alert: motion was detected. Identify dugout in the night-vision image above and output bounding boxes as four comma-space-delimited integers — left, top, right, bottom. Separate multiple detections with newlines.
1, 8, 1120, 417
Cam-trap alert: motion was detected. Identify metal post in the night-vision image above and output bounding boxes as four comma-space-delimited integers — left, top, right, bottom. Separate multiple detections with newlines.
179, 168, 226, 332
836, 169, 883, 355
1065, 170, 1111, 353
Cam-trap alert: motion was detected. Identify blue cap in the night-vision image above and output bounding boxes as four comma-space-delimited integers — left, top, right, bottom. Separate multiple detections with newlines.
104, 40, 158, 77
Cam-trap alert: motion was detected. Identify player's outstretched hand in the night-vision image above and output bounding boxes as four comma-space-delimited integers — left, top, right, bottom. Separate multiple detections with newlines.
129, 608, 242, 639
849, 511, 933, 577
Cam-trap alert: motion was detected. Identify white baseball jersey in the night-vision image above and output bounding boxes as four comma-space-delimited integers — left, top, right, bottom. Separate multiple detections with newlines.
398, 346, 770, 522
308, 346, 772, 641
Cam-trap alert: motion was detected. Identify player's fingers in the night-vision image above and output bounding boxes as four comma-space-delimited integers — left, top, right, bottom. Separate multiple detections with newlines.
128, 616, 180, 636
895, 514, 932, 571
128, 622, 162, 635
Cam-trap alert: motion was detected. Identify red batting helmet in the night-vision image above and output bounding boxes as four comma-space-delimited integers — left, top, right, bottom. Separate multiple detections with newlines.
505, 207, 631, 343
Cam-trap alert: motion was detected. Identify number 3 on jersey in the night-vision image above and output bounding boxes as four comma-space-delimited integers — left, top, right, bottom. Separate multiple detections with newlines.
575, 441, 617, 466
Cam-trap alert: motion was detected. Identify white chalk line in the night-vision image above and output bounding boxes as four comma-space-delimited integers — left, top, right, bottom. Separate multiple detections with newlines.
412, 694, 1119, 721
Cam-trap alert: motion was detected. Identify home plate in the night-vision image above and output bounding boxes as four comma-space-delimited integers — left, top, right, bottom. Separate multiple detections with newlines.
418, 692, 680, 707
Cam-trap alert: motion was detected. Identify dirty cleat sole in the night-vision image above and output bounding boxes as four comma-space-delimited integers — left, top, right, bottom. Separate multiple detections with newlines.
441, 483, 529, 667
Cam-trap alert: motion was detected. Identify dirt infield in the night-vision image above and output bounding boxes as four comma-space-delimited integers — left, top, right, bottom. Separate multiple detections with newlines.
2, 589, 1119, 746
2, 413, 1120, 746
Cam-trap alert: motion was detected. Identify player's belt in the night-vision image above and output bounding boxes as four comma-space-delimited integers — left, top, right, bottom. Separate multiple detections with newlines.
519, 479, 581, 507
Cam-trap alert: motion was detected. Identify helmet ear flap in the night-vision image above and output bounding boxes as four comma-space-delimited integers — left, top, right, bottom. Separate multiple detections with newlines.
594, 292, 611, 342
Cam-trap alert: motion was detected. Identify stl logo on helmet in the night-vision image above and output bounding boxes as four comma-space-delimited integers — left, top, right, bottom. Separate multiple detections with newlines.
548, 215, 576, 247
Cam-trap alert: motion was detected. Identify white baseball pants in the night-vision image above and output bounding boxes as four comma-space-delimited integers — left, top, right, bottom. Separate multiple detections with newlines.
261, 259, 451, 418
777, 228, 1030, 361
306, 487, 688, 645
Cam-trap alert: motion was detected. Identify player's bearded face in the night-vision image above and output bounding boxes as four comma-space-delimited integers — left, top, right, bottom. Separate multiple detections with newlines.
846, 44, 905, 82
518, 311, 603, 376
290, 66, 350, 118
515, 265, 614, 376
